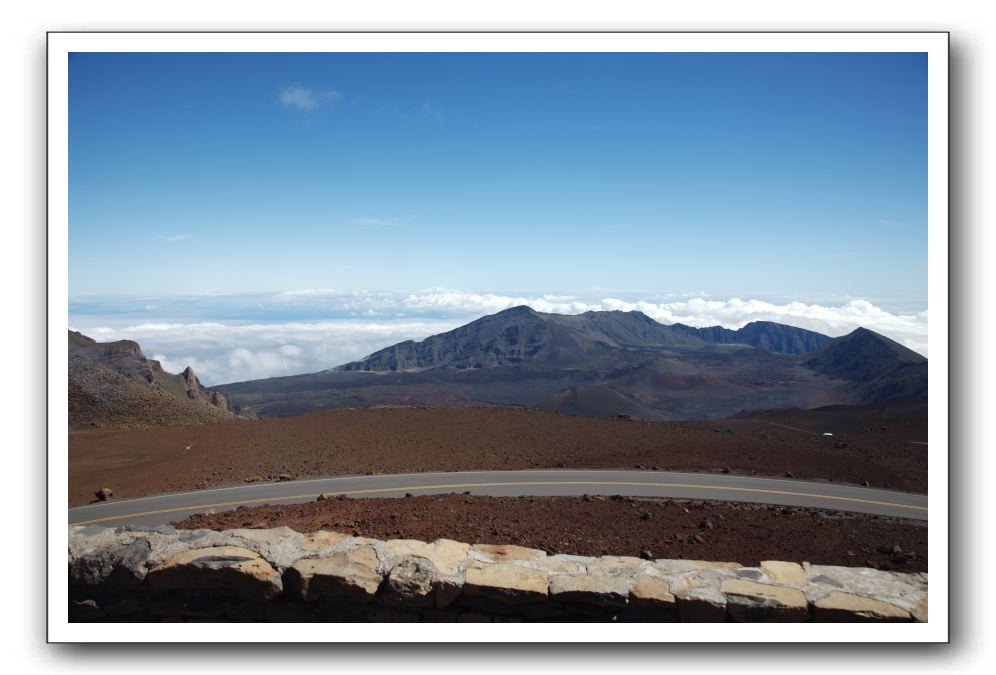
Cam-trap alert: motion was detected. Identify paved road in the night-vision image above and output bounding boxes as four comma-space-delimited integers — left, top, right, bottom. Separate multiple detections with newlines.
68, 470, 928, 528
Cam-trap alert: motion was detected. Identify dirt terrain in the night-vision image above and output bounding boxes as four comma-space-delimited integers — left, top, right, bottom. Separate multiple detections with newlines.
69, 405, 927, 506
176, 494, 927, 573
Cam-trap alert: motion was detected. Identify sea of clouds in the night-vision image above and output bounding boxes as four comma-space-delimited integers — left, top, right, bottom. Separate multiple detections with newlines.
68, 290, 928, 386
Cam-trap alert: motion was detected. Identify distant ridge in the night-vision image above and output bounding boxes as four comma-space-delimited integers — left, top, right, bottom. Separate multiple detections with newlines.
336, 306, 831, 372
668, 320, 832, 356
219, 306, 924, 421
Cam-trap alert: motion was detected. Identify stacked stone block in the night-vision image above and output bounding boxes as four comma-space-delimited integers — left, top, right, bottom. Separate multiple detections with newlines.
69, 525, 928, 623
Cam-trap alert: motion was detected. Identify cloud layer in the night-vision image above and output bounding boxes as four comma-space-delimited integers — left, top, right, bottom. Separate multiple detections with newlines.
69, 290, 928, 386
77, 319, 460, 386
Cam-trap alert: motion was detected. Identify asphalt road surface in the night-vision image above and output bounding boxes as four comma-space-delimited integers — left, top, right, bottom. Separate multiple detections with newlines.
68, 469, 928, 528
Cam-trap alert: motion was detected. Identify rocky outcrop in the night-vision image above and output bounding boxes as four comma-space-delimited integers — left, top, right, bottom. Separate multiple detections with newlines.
209, 390, 231, 414
180, 367, 201, 398
68, 526, 927, 623
69, 331, 235, 428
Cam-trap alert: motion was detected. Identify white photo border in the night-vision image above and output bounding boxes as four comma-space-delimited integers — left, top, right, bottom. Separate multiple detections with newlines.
48, 31, 949, 643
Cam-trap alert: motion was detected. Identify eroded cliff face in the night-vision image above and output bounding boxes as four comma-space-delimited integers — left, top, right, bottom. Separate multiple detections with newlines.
210, 390, 231, 414
181, 366, 201, 397
69, 330, 235, 429
180, 366, 231, 413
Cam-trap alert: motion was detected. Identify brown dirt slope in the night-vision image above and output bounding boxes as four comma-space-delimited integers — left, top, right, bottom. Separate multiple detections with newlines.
175, 494, 927, 573
69, 405, 927, 506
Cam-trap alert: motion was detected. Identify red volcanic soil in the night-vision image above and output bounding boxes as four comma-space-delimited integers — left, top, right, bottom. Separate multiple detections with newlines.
175, 494, 927, 573
69, 405, 927, 507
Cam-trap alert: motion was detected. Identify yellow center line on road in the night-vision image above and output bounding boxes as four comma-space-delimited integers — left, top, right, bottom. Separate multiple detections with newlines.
68, 480, 928, 526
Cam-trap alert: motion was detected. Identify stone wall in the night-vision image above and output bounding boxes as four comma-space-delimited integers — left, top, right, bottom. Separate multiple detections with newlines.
69, 525, 928, 623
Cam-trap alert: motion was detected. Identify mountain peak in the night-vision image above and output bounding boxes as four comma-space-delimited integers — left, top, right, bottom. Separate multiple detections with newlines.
832, 327, 925, 362
844, 326, 880, 340
495, 305, 539, 317
803, 326, 927, 402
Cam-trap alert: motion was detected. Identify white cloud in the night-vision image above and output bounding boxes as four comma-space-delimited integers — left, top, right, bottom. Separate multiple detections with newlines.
421, 100, 445, 123
88, 319, 463, 386
279, 85, 341, 112
278, 344, 303, 358
348, 217, 404, 230
281, 288, 339, 297
402, 291, 595, 316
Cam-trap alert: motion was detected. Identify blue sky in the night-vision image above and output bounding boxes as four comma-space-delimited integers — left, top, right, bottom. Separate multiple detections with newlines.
69, 52, 927, 301
68, 52, 929, 381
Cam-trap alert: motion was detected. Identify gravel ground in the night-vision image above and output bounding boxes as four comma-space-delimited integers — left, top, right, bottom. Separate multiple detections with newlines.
175, 494, 927, 573
69, 406, 927, 506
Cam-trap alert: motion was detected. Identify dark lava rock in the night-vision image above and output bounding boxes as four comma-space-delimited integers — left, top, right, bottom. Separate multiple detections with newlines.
639, 549, 654, 560
70, 599, 104, 620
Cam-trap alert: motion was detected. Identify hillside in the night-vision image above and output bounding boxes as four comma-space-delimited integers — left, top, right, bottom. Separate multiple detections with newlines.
803, 328, 929, 404
69, 330, 235, 429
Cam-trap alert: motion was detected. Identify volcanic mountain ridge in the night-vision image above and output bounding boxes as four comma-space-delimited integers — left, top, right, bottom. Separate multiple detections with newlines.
218, 307, 927, 421
334, 306, 832, 372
